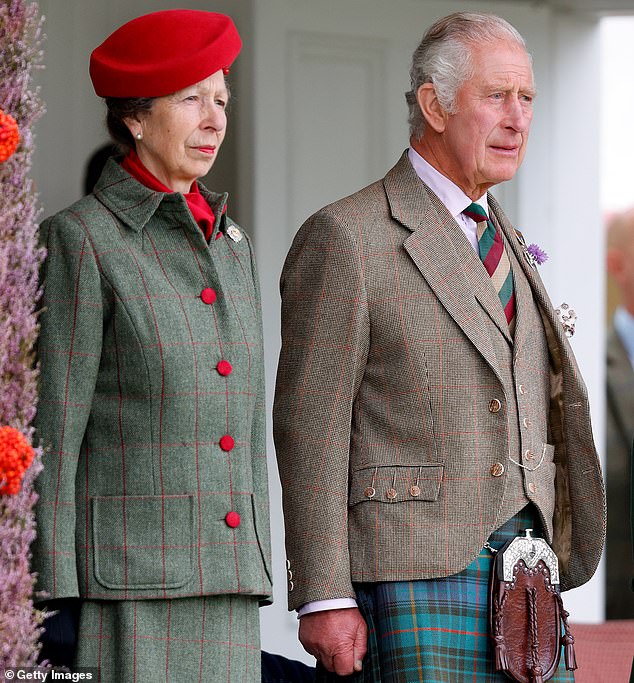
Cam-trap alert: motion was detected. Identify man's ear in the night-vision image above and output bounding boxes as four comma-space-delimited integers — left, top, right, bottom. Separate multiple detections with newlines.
416, 83, 447, 133
607, 249, 624, 281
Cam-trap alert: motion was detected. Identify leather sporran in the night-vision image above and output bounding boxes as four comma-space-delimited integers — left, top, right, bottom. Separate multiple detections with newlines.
488, 529, 577, 683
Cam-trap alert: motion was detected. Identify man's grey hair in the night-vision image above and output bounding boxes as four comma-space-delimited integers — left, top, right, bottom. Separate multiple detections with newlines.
406, 12, 530, 139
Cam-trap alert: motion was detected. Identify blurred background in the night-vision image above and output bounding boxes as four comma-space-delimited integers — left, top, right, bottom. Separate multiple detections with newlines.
32, 0, 634, 665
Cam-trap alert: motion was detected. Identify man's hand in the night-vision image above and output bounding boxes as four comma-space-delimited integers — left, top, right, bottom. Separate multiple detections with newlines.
299, 607, 368, 676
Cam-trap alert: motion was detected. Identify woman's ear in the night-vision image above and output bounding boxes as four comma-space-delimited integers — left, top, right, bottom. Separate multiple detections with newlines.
123, 116, 143, 141
416, 83, 448, 134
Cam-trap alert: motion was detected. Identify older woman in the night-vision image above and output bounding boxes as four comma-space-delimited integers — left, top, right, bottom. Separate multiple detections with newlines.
32, 10, 271, 681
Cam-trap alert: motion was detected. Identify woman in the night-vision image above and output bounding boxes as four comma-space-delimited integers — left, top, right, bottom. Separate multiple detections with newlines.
33, 10, 272, 681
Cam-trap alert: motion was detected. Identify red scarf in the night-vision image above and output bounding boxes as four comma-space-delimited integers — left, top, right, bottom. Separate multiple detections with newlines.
121, 149, 220, 241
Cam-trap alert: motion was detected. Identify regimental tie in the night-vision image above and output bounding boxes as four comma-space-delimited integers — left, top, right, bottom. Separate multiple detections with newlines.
463, 202, 516, 334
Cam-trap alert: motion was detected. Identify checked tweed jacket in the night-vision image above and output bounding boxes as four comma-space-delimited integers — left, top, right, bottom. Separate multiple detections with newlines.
274, 151, 606, 611
32, 159, 272, 603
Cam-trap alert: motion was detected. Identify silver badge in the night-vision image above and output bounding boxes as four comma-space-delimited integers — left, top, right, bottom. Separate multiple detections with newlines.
500, 529, 560, 584
555, 302, 577, 338
227, 225, 242, 242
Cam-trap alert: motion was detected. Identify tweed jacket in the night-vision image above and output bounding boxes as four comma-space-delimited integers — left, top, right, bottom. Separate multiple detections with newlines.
274, 151, 606, 611
32, 159, 272, 602
605, 324, 634, 617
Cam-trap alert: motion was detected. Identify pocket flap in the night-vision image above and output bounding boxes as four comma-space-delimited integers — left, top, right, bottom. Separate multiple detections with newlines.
349, 464, 444, 505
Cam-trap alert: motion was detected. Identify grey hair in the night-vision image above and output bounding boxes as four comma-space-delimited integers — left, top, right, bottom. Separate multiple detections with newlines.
406, 12, 530, 139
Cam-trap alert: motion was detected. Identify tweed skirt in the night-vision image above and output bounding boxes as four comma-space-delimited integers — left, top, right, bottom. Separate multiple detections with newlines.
318, 507, 575, 682
74, 595, 261, 683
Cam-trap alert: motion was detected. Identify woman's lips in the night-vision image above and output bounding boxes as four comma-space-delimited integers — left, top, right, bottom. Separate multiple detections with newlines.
195, 146, 216, 154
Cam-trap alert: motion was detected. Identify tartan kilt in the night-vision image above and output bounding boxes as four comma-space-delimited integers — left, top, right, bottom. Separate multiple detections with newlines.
318, 507, 575, 683
75, 595, 261, 683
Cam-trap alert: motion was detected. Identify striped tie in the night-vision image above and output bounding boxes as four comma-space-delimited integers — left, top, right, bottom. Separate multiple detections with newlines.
463, 202, 516, 332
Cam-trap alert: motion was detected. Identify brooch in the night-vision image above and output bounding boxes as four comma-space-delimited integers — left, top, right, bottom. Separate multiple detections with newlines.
514, 229, 548, 270
555, 303, 577, 338
226, 225, 243, 243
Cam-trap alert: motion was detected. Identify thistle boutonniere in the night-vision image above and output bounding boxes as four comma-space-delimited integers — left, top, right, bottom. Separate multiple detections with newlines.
513, 229, 548, 270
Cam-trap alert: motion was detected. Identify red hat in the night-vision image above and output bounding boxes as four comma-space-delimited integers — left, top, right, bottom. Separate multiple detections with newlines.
90, 10, 242, 98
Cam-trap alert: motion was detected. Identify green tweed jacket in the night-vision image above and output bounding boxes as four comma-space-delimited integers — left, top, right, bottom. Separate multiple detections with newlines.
32, 159, 272, 602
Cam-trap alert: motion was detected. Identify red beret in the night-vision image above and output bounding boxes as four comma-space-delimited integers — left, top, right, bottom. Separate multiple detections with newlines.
90, 10, 242, 98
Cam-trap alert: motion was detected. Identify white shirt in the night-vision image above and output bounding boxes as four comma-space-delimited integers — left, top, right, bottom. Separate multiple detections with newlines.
614, 306, 634, 369
298, 148, 487, 618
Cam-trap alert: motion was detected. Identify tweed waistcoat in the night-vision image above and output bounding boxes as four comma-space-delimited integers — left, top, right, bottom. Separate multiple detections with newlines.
483, 217, 553, 533
33, 159, 272, 602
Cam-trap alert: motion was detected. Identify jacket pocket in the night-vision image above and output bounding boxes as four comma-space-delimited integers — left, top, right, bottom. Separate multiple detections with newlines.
349, 464, 444, 506
92, 494, 195, 590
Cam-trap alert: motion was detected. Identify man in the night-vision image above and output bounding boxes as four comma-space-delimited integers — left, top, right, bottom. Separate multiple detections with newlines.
605, 209, 634, 620
274, 12, 605, 681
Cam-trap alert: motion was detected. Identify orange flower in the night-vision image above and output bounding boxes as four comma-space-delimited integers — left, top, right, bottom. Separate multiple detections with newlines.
0, 109, 20, 163
0, 426, 35, 495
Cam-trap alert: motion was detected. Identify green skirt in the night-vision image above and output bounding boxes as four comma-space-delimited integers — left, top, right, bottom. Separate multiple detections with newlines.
75, 595, 260, 683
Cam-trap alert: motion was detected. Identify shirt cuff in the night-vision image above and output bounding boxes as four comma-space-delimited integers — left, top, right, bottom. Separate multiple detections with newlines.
297, 598, 358, 618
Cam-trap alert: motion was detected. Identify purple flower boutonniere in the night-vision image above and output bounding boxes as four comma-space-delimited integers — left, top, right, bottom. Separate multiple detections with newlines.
526, 243, 548, 266
513, 229, 548, 270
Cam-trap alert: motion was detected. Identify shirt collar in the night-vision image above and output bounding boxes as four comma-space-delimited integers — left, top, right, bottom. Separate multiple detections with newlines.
407, 146, 488, 218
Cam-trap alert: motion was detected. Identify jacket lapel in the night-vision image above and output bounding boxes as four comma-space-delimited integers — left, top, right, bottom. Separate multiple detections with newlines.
385, 152, 504, 379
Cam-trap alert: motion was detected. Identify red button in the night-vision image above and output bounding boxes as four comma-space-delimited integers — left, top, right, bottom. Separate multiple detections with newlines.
219, 435, 235, 452
225, 511, 241, 528
201, 288, 217, 304
216, 360, 233, 377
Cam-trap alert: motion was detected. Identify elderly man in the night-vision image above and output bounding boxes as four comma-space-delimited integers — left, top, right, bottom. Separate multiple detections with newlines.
605, 209, 634, 620
274, 12, 605, 681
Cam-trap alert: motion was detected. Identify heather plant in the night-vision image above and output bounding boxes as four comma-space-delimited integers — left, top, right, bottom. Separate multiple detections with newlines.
0, 0, 46, 670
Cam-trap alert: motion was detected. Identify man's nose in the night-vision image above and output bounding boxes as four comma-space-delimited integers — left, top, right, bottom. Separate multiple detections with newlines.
505, 97, 531, 132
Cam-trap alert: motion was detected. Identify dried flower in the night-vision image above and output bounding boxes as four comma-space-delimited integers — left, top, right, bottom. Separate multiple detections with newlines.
0, 426, 35, 495
527, 243, 548, 266
0, 109, 20, 162
0, 0, 47, 670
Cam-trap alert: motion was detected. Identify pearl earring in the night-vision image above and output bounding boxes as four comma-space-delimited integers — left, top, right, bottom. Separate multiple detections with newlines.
135, 132, 142, 141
